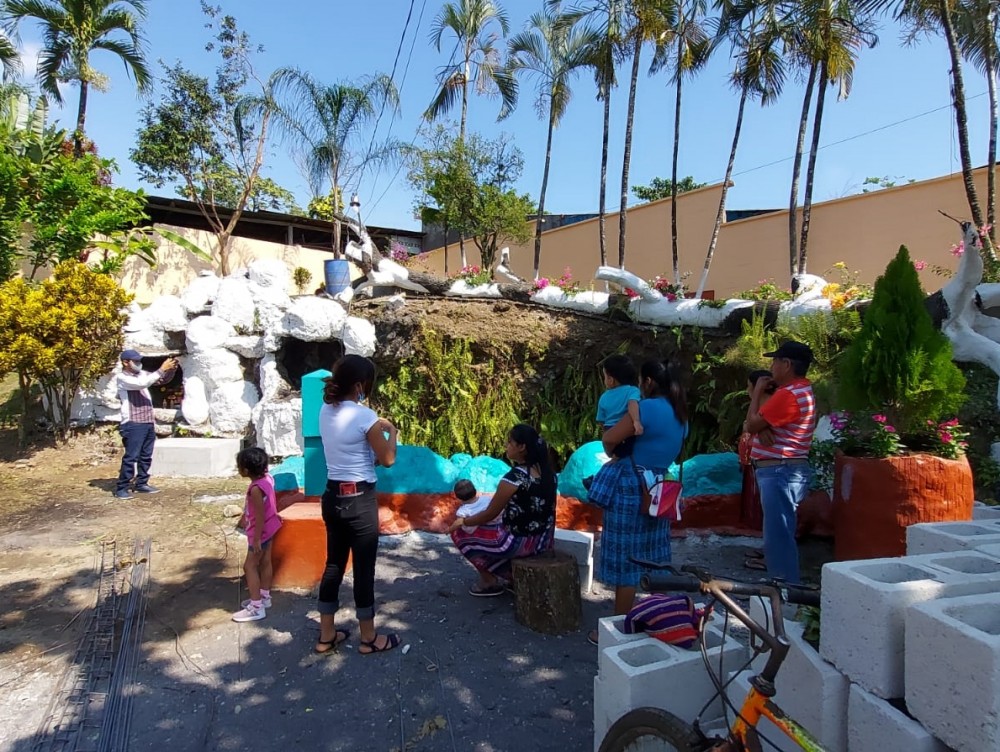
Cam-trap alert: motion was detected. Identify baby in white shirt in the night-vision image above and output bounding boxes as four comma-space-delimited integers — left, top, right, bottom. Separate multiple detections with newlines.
454, 479, 498, 529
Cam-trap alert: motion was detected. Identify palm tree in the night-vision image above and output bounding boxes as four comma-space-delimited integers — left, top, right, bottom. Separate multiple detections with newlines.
2, 0, 151, 155
508, 6, 599, 278
0, 27, 20, 80
954, 0, 999, 243
270, 68, 400, 259
580, 0, 626, 268
787, 60, 817, 275
860, 0, 987, 249
617, 0, 664, 269
426, 0, 515, 267
695, 0, 788, 298
798, 0, 876, 274
652, 0, 712, 285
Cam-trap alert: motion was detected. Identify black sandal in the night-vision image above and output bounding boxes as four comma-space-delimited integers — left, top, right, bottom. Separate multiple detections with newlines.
359, 633, 401, 655
314, 629, 350, 654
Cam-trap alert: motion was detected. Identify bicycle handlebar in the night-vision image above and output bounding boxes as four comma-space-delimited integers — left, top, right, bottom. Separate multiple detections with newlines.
639, 573, 820, 607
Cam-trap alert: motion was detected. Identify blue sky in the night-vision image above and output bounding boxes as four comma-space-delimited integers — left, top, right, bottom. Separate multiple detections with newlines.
12, 0, 995, 231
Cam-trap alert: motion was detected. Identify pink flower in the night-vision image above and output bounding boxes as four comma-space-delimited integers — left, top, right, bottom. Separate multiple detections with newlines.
950, 243, 965, 258
939, 431, 953, 443
625, 287, 639, 299
941, 418, 960, 428
913, 260, 927, 271
666, 293, 678, 302
872, 414, 887, 423
884, 425, 896, 433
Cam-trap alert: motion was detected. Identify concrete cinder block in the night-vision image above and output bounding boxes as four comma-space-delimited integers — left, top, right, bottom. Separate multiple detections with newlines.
905, 551, 1000, 580
746, 616, 848, 752
596, 614, 652, 653
598, 623, 748, 725
554, 529, 594, 592
907, 522, 1000, 555
150, 437, 240, 477
906, 593, 1000, 752
848, 684, 952, 752
820, 558, 946, 699
973, 502, 1000, 522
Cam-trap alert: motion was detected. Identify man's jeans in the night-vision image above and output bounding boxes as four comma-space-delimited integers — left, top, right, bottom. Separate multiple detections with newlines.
754, 462, 812, 584
116, 422, 156, 493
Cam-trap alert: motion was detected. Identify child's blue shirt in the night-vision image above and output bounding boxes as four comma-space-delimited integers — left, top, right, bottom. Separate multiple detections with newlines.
596, 384, 641, 429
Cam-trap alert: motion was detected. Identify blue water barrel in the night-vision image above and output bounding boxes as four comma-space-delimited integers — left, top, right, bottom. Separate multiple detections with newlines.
324, 258, 351, 295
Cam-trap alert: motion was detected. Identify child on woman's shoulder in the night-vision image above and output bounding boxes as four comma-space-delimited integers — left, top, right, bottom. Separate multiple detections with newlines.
597, 354, 643, 453
232, 447, 282, 623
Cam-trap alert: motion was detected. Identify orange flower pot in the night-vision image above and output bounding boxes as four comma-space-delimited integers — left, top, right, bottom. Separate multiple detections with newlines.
833, 452, 974, 561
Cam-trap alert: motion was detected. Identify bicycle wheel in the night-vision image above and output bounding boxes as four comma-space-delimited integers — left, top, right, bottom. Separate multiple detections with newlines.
599, 708, 706, 752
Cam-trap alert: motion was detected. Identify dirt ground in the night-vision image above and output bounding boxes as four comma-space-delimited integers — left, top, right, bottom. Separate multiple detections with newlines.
0, 428, 831, 751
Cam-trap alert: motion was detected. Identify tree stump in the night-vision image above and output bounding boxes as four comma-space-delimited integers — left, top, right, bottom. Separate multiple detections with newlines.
511, 550, 581, 635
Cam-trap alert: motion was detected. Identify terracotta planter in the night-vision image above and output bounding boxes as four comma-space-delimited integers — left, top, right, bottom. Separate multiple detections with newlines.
833, 453, 974, 561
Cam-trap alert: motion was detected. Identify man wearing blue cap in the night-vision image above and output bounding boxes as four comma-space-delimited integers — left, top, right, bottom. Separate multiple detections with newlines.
114, 350, 178, 499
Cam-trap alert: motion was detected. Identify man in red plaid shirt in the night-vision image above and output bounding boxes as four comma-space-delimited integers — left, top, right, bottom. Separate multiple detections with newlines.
114, 349, 178, 499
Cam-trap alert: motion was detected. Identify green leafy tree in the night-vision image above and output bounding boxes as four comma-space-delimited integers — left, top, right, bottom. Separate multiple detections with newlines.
838, 245, 966, 436
0, 27, 21, 80
508, 4, 599, 279
0, 262, 131, 443
409, 127, 533, 272
631, 175, 705, 202
2, 0, 152, 155
130, 5, 280, 275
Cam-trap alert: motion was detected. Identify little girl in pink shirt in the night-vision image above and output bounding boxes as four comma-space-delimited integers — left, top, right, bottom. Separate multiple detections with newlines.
232, 447, 282, 622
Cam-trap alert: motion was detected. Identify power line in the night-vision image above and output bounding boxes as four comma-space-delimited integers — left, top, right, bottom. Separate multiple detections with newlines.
367, 0, 418, 153
363, 0, 428, 203
725, 91, 987, 181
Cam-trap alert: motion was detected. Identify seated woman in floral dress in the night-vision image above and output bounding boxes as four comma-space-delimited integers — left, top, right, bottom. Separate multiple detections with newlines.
447, 424, 557, 596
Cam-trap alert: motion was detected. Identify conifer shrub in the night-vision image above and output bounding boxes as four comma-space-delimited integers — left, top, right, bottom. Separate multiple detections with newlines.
838, 245, 965, 441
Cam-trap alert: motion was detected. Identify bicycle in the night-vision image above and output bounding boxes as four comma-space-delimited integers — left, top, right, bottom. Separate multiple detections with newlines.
598, 562, 824, 752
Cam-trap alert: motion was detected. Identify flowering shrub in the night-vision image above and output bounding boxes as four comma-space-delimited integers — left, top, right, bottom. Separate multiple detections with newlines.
924, 418, 970, 460
649, 273, 690, 301
453, 265, 493, 286
533, 267, 581, 296
736, 279, 793, 302
388, 241, 410, 264
821, 262, 873, 310
829, 411, 903, 458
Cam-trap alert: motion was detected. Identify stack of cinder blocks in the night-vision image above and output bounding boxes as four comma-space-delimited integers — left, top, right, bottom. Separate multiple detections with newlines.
592, 613, 747, 750
592, 517, 1000, 751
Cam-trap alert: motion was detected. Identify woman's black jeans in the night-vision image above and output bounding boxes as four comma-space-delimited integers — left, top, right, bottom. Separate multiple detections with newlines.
317, 481, 380, 620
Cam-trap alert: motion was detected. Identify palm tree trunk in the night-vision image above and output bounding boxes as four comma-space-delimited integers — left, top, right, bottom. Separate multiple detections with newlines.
444, 220, 450, 275
987, 49, 997, 242
459, 62, 470, 268
534, 107, 557, 280
696, 86, 747, 299
598, 68, 612, 268
74, 80, 89, 157
618, 35, 642, 269
942, 0, 986, 231
670, 39, 683, 286
798, 62, 828, 275
789, 62, 817, 276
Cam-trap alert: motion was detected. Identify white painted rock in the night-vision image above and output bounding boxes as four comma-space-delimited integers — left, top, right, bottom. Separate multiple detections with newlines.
342, 316, 377, 357
278, 296, 347, 341
181, 273, 221, 315
225, 335, 265, 359
259, 354, 292, 401
249, 259, 291, 295
532, 286, 609, 313
181, 375, 210, 426
187, 348, 243, 389
779, 298, 833, 317
212, 277, 256, 332
209, 380, 259, 435
144, 294, 189, 332
186, 316, 236, 353
253, 398, 303, 457
122, 304, 149, 332
124, 327, 172, 353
